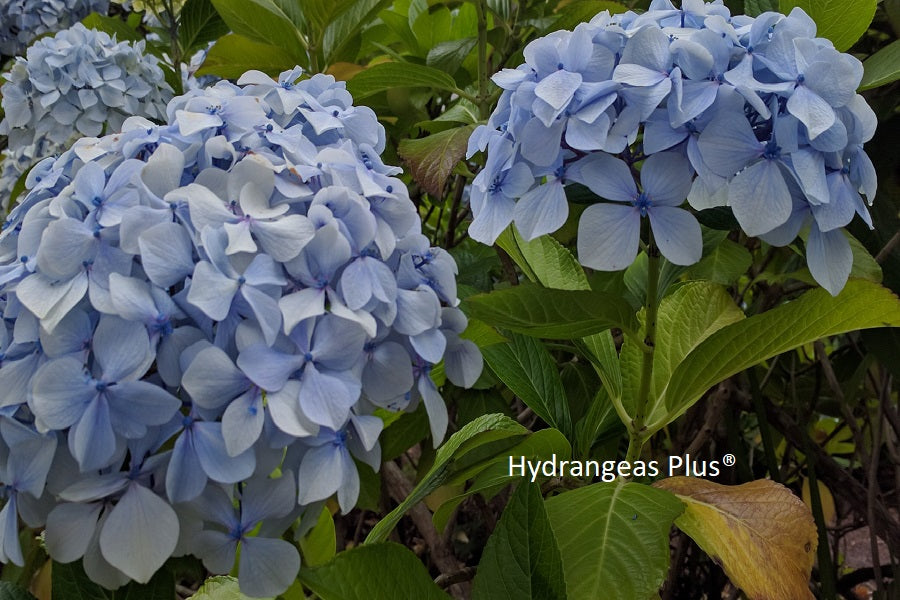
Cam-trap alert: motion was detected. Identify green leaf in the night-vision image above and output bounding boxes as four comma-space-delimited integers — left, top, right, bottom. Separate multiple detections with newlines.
196, 34, 296, 78
299, 506, 337, 567
52, 561, 107, 600
397, 125, 475, 197
860, 39, 900, 90
299, 0, 355, 33
0, 582, 36, 600
81, 12, 140, 41
322, 0, 393, 64
574, 386, 622, 456
744, 0, 779, 16
497, 228, 590, 291
778, 0, 876, 51
189, 576, 264, 599
472, 483, 567, 600
432, 428, 572, 530
577, 330, 623, 402
464, 284, 639, 339
52, 560, 175, 600
178, 0, 230, 54
688, 239, 752, 285
300, 543, 448, 600
426, 37, 477, 74
544, 482, 683, 600
548, 1, 628, 33
347, 62, 459, 98
660, 280, 900, 430
380, 404, 430, 460
209, 0, 307, 61
648, 282, 744, 408
365, 413, 527, 543
482, 333, 572, 435
460, 318, 507, 348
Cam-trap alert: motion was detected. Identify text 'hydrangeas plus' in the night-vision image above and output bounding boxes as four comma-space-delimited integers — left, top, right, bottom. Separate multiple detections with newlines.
469, 0, 877, 295
0, 67, 482, 596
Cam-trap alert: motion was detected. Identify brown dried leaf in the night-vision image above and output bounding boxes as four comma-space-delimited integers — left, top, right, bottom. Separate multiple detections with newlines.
654, 477, 817, 600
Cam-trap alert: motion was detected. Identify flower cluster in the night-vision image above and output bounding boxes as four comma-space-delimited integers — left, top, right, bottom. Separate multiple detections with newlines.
0, 0, 109, 57
469, 0, 877, 295
0, 23, 172, 160
0, 67, 481, 596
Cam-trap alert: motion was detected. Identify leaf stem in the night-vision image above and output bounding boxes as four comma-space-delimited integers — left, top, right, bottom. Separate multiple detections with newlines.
474, 0, 491, 120
625, 238, 660, 463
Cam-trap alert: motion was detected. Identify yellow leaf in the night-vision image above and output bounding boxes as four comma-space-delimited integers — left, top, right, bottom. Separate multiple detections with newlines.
654, 477, 817, 600
801, 477, 837, 527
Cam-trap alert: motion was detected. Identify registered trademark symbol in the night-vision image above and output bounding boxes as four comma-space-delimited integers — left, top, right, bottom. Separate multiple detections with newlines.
723, 454, 736, 467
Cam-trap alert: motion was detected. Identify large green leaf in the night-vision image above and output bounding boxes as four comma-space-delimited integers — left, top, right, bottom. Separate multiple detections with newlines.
496, 228, 590, 291
52, 560, 175, 600
647, 282, 744, 410
544, 482, 683, 600
299, 0, 355, 33
778, 0, 876, 51
432, 428, 572, 531
299, 506, 337, 567
860, 39, 900, 90
178, 0, 229, 54
322, 0, 392, 64
482, 332, 571, 435
365, 413, 528, 543
0, 582, 36, 600
197, 34, 297, 78
397, 125, 475, 198
659, 280, 900, 430
687, 239, 751, 285
81, 12, 140, 41
472, 483, 567, 600
209, 0, 307, 60
300, 543, 448, 600
189, 576, 268, 599
464, 285, 639, 339
744, 0, 779, 16
347, 62, 458, 98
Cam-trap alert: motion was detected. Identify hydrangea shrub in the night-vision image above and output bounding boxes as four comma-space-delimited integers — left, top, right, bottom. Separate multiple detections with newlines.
0, 67, 481, 596
468, 0, 877, 295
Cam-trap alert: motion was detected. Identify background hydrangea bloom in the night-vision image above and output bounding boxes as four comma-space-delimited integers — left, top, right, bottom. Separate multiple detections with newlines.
469, 0, 878, 295
0, 23, 173, 213
0, 66, 481, 596
0, 0, 109, 57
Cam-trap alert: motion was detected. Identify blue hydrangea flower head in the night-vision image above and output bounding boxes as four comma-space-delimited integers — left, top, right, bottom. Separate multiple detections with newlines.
0, 0, 110, 57
469, 1, 878, 295
0, 65, 481, 595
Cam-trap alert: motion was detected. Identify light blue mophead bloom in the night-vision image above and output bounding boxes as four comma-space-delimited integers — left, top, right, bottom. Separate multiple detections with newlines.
469, 1, 877, 296
0, 65, 482, 595
0, 0, 109, 57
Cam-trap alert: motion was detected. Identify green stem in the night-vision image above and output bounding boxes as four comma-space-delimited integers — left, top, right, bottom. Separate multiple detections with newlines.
474, 0, 490, 120
625, 238, 661, 463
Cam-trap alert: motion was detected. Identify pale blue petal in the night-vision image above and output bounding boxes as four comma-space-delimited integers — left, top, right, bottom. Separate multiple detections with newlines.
93, 316, 152, 381
192, 421, 256, 483
237, 344, 304, 391
419, 376, 448, 445
648, 206, 702, 266
518, 117, 565, 167
641, 152, 693, 206
728, 159, 792, 236
807, 226, 852, 296
296, 443, 344, 505
194, 530, 236, 574
241, 471, 296, 526
69, 397, 116, 471
570, 153, 635, 202
577, 203, 639, 271
139, 222, 195, 288
513, 180, 568, 241
362, 342, 413, 403
221, 390, 264, 457
45, 502, 102, 563
697, 115, 763, 177
239, 537, 300, 598
166, 431, 208, 503
787, 86, 835, 140
444, 339, 483, 388
99, 482, 179, 583
267, 381, 318, 437
299, 365, 357, 430
182, 345, 250, 410
187, 261, 239, 321
30, 357, 95, 429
